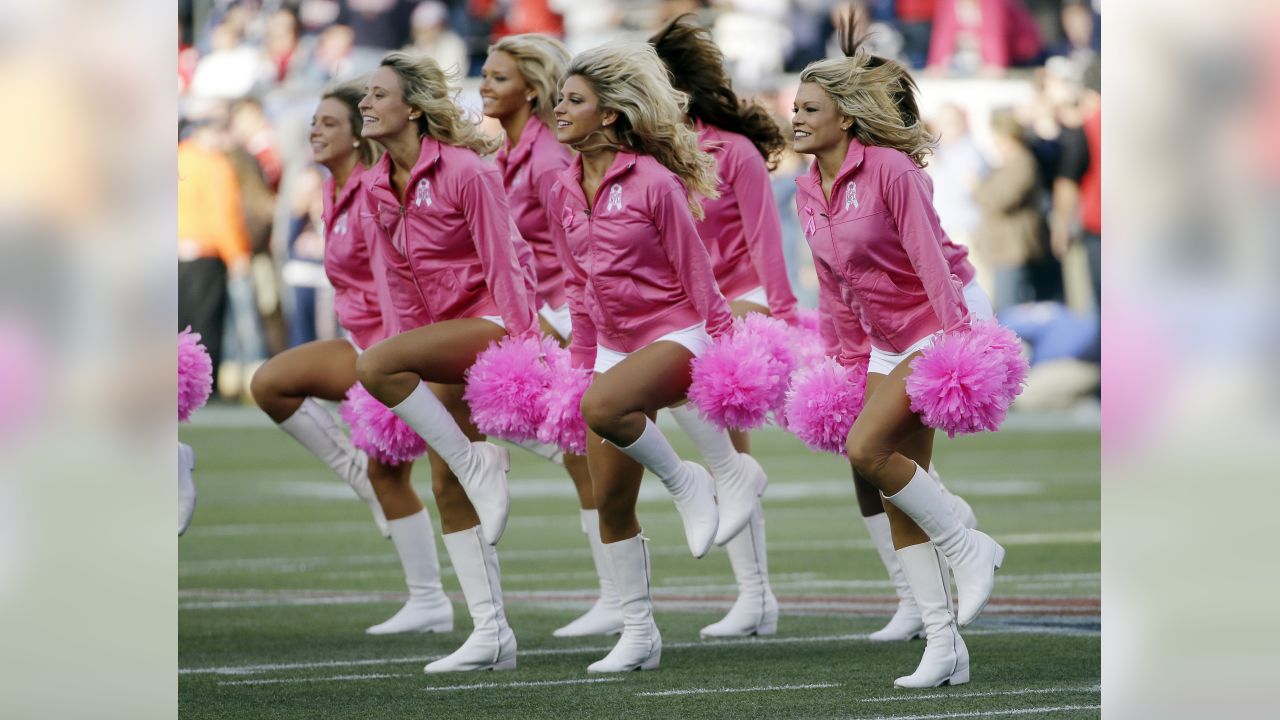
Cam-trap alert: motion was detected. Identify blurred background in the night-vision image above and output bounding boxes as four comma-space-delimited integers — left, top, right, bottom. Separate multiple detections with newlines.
4, 0, 1280, 717
177, 0, 1103, 414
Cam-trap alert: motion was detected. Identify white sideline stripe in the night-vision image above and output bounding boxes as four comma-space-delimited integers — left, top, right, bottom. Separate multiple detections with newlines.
180, 627, 1097, 677
636, 683, 840, 697
861, 685, 1101, 702
862, 704, 1101, 719
220, 673, 408, 686
423, 678, 621, 692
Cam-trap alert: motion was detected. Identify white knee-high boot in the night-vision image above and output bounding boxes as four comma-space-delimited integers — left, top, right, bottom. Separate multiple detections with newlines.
700, 502, 777, 637
178, 442, 196, 537
928, 462, 978, 529
424, 526, 517, 672
279, 398, 389, 537
587, 534, 661, 672
366, 510, 454, 635
669, 406, 768, 546
611, 418, 717, 558
884, 464, 1004, 626
390, 384, 511, 545
893, 542, 969, 688
864, 512, 924, 642
554, 509, 623, 637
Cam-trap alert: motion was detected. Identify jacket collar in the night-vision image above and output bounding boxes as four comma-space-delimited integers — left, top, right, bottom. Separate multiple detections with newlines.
369, 136, 443, 203
497, 115, 543, 170
557, 149, 638, 210
330, 162, 366, 211
796, 138, 866, 208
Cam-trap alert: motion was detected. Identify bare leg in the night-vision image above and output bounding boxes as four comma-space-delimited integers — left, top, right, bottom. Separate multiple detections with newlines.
357, 318, 506, 406
250, 339, 357, 421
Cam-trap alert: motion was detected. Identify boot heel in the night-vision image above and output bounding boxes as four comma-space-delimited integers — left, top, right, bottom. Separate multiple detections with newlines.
491, 656, 517, 671
946, 666, 969, 685
993, 544, 1005, 570
639, 647, 661, 670
755, 618, 778, 636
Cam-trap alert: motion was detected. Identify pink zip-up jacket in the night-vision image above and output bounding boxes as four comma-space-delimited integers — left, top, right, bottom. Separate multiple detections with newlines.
796, 139, 975, 366
550, 150, 734, 369
322, 163, 385, 349
359, 136, 538, 339
696, 122, 799, 322
495, 116, 573, 309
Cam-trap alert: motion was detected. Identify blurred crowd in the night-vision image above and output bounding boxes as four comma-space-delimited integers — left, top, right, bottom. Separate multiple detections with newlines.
178, 0, 1101, 411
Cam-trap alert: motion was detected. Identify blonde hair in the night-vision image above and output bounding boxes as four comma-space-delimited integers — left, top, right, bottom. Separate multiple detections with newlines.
489, 34, 571, 129
379, 51, 501, 155
566, 42, 719, 218
798, 20, 936, 168
322, 79, 383, 168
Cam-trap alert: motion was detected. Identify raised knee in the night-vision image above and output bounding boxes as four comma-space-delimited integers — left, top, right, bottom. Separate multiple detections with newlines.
846, 434, 889, 479
579, 389, 620, 437
248, 361, 280, 402
355, 347, 389, 392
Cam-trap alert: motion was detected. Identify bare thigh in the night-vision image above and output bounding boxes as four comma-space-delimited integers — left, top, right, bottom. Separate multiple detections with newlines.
356, 318, 507, 406
250, 339, 358, 422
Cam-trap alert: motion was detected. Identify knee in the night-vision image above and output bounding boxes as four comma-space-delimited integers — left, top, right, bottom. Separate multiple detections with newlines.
355, 347, 392, 393
846, 432, 891, 480
248, 360, 282, 403
580, 387, 625, 437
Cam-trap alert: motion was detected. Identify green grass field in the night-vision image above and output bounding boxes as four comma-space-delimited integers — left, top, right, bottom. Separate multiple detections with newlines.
179, 408, 1100, 719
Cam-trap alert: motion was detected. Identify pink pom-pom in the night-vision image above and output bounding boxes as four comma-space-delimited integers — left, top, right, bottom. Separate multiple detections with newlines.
689, 336, 789, 432
738, 313, 800, 375
535, 344, 591, 455
178, 326, 213, 422
905, 320, 1029, 438
783, 358, 867, 454
339, 383, 427, 466
464, 335, 555, 442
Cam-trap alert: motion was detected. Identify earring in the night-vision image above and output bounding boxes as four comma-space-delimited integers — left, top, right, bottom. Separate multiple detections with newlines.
352, 141, 360, 148
526, 96, 535, 102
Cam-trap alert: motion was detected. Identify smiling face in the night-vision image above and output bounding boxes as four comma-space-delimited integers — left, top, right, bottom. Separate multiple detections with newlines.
309, 97, 359, 166
358, 65, 416, 141
791, 82, 849, 155
479, 50, 531, 121
553, 74, 615, 145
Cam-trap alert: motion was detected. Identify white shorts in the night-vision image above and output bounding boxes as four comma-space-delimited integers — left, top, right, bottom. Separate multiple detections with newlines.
345, 334, 364, 355
538, 302, 572, 340
867, 280, 995, 376
732, 286, 770, 310
593, 322, 713, 375
481, 314, 506, 330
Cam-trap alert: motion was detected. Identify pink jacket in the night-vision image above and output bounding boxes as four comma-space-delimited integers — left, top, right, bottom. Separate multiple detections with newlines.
495, 116, 573, 309
551, 150, 734, 369
323, 163, 385, 349
696, 123, 799, 322
796, 139, 974, 366
359, 136, 539, 339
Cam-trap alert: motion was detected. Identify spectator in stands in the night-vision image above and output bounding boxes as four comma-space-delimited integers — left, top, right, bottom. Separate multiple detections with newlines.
1052, 57, 1100, 314
407, 1, 470, 76
178, 100, 253, 394
897, 0, 936, 68
927, 103, 986, 263
927, 0, 1042, 77
975, 109, 1045, 311
335, 0, 419, 75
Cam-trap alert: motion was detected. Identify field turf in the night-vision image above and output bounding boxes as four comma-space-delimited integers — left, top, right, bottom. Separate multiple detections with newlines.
179, 408, 1099, 719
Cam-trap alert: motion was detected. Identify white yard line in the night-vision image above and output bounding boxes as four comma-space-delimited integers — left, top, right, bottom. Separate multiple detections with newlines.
422, 678, 622, 692
861, 685, 1101, 702
219, 673, 409, 686
636, 683, 840, 697
861, 705, 1101, 719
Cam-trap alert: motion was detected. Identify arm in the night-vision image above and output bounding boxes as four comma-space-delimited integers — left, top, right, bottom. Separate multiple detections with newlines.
461, 172, 538, 338
547, 197, 598, 369
652, 188, 734, 338
886, 170, 970, 334
815, 259, 870, 368
731, 145, 800, 322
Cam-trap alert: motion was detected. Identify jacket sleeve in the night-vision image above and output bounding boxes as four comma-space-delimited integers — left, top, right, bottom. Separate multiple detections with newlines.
815, 258, 870, 368
886, 170, 970, 334
652, 187, 734, 338
546, 188, 598, 370
461, 171, 538, 339
730, 143, 800, 322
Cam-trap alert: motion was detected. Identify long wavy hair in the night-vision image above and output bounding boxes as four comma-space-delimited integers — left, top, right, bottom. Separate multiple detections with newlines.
649, 14, 786, 171
322, 80, 382, 168
798, 12, 936, 168
566, 42, 719, 218
489, 34, 571, 130
379, 51, 501, 155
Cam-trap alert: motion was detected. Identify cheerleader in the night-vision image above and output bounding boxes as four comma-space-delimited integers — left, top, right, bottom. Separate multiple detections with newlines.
249, 83, 454, 636
480, 34, 624, 638
549, 43, 733, 673
649, 14, 791, 638
792, 22, 1005, 687
355, 52, 539, 672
